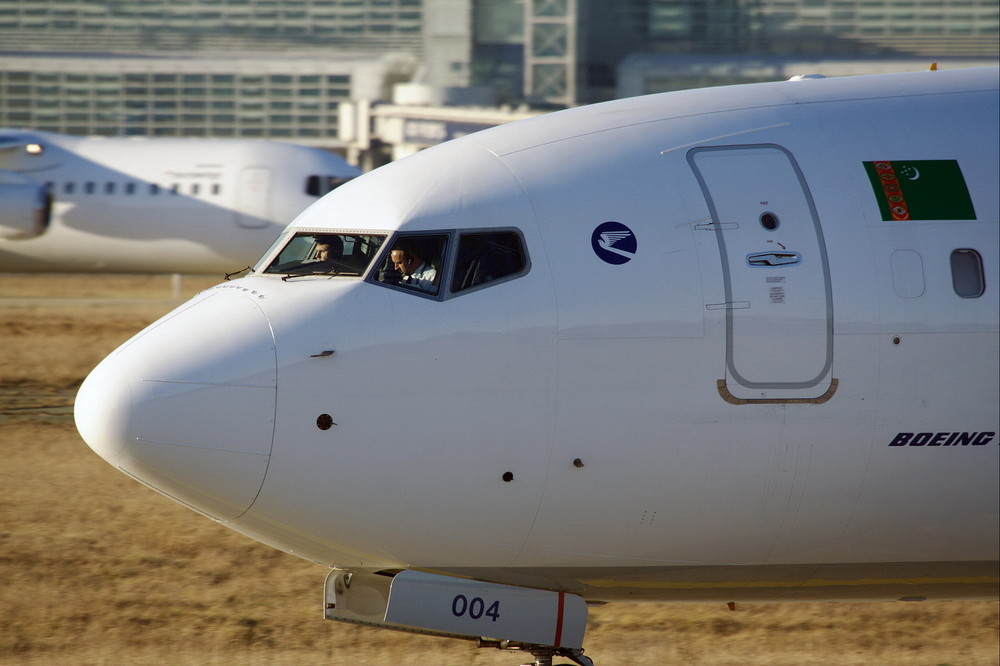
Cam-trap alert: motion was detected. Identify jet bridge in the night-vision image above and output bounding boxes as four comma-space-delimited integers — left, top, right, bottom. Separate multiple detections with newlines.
338, 99, 541, 168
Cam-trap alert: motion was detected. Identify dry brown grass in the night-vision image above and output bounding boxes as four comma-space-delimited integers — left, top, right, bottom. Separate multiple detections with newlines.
1, 273, 997, 665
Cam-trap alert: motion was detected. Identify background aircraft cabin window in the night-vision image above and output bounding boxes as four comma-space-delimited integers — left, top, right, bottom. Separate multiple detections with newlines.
951, 249, 985, 298
372, 234, 449, 296
305, 174, 353, 197
452, 231, 528, 293
262, 232, 386, 277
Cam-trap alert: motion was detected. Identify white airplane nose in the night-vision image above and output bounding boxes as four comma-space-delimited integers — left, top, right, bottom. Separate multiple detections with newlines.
75, 290, 276, 522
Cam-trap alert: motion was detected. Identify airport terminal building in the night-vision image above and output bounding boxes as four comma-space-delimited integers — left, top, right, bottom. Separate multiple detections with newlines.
0, 53, 413, 146
1, 0, 997, 155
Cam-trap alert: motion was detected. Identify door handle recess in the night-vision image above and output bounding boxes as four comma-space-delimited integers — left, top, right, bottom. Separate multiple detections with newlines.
747, 251, 801, 266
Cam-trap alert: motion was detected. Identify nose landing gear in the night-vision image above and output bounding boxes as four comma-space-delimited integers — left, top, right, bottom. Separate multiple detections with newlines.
478, 639, 596, 666
522, 646, 596, 666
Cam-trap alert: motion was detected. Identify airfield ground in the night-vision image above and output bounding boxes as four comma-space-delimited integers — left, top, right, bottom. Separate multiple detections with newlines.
1, 273, 997, 666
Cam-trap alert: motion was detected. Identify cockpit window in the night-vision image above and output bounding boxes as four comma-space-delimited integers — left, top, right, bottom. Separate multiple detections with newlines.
452, 231, 527, 293
261, 231, 386, 277
305, 175, 353, 197
368, 229, 529, 298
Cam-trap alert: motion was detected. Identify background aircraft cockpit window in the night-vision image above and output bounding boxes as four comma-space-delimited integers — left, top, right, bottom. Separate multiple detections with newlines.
372, 234, 449, 296
305, 174, 353, 197
452, 231, 527, 293
261, 231, 386, 277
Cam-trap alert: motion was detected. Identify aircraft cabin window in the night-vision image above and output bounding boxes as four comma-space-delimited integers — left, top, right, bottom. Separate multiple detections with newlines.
305, 175, 321, 196
149, 183, 160, 195
84, 182, 95, 194
372, 234, 449, 296
261, 231, 387, 277
951, 249, 985, 298
452, 231, 527, 293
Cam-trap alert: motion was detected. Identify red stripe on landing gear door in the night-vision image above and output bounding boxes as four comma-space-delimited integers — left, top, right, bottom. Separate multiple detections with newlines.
553, 592, 565, 647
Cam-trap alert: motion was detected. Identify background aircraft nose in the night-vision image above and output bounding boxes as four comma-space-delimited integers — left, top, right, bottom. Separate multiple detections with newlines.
75, 289, 276, 522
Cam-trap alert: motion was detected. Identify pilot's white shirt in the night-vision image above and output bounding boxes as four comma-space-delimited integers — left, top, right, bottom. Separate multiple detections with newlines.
403, 262, 437, 292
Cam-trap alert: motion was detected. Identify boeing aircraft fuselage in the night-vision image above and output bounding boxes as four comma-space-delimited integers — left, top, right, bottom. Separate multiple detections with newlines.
75, 68, 999, 664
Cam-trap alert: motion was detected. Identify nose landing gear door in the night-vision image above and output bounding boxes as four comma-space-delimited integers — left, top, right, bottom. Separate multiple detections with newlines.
688, 144, 836, 403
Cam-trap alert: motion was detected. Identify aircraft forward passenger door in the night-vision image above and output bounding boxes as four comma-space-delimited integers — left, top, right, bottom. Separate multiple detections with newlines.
236, 167, 272, 229
688, 144, 835, 403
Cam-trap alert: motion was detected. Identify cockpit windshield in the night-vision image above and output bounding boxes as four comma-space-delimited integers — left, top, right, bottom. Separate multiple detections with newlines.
260, 231, 387, 277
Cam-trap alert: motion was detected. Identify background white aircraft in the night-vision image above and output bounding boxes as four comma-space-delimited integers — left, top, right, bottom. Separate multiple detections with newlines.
75, 67, 998, 666
0, 129, 359, 273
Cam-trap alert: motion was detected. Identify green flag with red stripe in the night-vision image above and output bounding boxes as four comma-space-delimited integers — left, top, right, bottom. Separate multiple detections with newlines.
864, 160, 976, 221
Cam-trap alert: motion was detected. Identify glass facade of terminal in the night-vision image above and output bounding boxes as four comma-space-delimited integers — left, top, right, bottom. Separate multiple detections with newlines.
0, 0, 423, 54
4, 0, 989, 59
0, 61, 357, 141
0, 0, 995, 132
649, 0, 999, 56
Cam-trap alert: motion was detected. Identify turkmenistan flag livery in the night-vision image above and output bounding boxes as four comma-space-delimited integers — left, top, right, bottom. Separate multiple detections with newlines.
864, 160, 976, 221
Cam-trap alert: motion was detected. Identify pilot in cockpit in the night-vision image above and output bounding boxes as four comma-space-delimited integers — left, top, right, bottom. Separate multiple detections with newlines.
313, 235, 343, 264
390, 244, 437, 292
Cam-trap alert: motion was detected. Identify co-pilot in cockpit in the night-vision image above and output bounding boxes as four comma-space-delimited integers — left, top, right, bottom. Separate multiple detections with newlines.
381, 236, 447, 294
